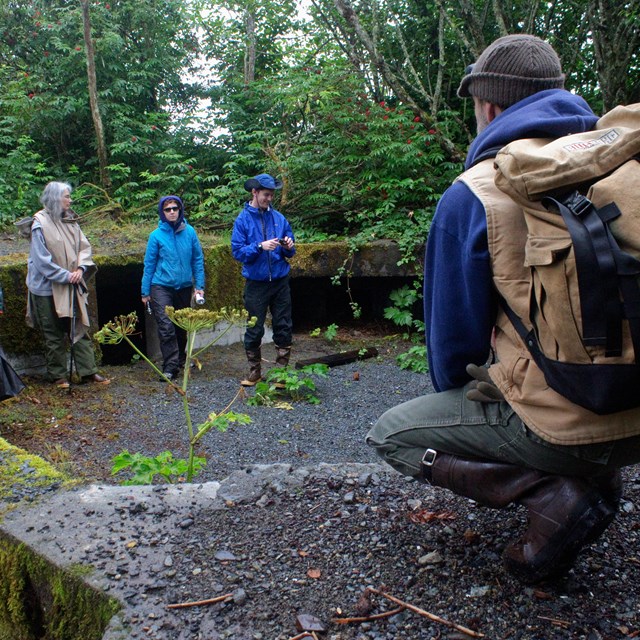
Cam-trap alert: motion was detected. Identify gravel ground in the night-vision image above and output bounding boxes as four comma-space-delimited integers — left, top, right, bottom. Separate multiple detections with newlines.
2, 331, 640, 639
163, 465, 640, 640
1, 330, 426, 485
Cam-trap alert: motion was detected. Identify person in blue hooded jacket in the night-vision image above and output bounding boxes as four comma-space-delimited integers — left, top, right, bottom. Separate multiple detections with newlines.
141, 195, 205, 380
367, 35, 638, 584
231, 173, 295, 386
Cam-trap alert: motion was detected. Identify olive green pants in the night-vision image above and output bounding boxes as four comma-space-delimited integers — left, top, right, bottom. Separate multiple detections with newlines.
366, 383, 640, 478
29, 293, 98, 381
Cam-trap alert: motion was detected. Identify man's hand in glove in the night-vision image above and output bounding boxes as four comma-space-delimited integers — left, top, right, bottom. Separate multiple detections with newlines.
465, 363, 505, 403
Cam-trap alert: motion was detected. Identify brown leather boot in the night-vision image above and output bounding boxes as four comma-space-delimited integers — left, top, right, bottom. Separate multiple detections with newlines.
590, 469, 623, 508
422, 450, 617, 584
272, 345, 291, 389
240, 348, 262, 386
275, 345, 291, 367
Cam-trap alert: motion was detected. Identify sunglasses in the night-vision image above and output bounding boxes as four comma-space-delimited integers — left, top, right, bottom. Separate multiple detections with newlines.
163, 206, 179, 212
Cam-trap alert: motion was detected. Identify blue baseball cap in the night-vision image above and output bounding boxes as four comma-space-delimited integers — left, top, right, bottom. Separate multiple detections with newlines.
244, 173, 283, 192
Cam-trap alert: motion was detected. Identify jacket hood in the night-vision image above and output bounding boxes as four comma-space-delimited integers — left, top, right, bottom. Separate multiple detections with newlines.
465, 89, 598, 169
158, 195, 185, 227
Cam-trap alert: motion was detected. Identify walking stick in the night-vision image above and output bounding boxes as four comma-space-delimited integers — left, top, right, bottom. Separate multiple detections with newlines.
68, 284, 76, 392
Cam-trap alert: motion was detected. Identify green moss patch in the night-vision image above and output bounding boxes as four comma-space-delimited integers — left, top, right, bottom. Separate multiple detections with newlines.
0, 437, 68, 514
0, 538, 119, 640
202, 244, 244, 310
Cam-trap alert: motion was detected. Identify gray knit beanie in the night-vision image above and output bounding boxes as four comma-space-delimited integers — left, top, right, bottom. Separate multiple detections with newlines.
457, 34, 565, 108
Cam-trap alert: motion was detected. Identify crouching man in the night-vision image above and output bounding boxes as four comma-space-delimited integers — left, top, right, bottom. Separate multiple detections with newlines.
367, 34, 640, 583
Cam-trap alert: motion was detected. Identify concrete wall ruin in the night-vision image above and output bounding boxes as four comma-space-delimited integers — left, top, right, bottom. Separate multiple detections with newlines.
0, 240, 419, 374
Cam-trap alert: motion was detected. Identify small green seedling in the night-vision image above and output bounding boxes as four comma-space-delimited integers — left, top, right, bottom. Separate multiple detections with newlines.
248, 363, 330, 406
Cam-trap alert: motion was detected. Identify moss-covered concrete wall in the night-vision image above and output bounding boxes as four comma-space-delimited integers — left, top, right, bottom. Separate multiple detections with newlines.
0, 258, 42, 356
291, 240, 416, 278
0, 537, 119, 640
1, 239, 418, 360
200, 243, 245, 310
0, 437, 118, 640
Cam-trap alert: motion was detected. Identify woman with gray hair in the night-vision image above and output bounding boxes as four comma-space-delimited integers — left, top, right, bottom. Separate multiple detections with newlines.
25, 181, 109, 388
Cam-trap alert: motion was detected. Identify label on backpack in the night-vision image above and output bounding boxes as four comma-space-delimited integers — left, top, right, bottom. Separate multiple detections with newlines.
563, 128, 619, 152
495, 103, 640, 201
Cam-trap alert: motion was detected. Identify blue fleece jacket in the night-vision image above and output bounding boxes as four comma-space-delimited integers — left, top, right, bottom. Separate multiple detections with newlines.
231, 202, 295, 281
141, 196, 205, 295
424, 89, 599, 392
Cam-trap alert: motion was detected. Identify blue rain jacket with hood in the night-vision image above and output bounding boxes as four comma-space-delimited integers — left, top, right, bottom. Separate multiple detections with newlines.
423, 89, 599, 392
141, 195, 205, 296
231, 202, 295, 282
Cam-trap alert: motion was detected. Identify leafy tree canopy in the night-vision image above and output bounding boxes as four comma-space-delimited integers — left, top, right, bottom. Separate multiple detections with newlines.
0, 0, 637, 255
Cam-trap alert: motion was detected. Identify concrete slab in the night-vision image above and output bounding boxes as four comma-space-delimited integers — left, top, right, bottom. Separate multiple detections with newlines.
0, 461, 390, 639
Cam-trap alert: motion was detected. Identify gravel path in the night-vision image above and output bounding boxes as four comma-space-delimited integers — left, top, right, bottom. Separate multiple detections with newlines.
2, 332, 640, 639
1, 331, 430, 485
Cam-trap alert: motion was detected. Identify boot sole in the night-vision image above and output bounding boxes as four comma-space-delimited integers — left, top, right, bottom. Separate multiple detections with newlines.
503, 497, 616, 584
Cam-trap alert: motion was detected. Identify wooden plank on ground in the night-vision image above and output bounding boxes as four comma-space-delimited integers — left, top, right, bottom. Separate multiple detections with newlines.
295, 347, 378, 369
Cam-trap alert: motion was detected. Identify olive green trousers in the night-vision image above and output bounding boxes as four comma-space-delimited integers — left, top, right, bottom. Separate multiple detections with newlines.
366, 383, 640, 478
29, 292, 98, 381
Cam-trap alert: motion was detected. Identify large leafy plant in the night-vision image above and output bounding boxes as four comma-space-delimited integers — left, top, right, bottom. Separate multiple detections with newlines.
247, 364, 330, 407
95, 307, 255, 483
384, 284, 428, 374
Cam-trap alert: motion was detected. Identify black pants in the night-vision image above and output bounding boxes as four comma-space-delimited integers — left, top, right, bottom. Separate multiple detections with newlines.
243, 276, 292, 351
150, 284, 192, 374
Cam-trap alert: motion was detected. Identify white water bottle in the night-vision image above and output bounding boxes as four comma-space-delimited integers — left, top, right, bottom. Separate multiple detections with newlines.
194, 292, 205, 305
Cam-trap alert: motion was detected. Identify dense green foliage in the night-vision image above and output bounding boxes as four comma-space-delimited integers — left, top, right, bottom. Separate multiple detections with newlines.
0, 0, 220, 220
0, 0, 637, 252
199, 61, 461, 243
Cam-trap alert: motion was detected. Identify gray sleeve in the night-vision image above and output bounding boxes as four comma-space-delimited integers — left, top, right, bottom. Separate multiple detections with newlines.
29, 227, 71, 285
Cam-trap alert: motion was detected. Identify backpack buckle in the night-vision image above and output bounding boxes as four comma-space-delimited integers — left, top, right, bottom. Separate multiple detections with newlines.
565, 192, 593, 218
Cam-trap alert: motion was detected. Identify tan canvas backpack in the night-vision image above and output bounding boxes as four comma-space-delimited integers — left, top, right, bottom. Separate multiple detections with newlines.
493, 103, 640, 414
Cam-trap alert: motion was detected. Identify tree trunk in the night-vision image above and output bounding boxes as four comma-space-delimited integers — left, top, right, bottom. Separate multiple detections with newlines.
244, 10, 256, 85
80, 0, 111, 191
588, 0, 640, 111
334, 0, 462, 161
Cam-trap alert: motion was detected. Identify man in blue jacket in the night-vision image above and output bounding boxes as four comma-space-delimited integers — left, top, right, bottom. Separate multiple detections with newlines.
231, 174, 296, 386
367, 35, 637, 583
141, 195, 205, 380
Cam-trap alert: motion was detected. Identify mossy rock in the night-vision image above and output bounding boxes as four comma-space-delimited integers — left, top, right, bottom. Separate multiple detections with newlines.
0, 437, 70, 515
0, 439, 114, 639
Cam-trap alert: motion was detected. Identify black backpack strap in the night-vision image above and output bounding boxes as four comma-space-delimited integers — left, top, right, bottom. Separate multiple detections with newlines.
543, 193, 623, 356
600, 203, 640, 360
542, 193, 640, 361
501, 299, 532, 345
